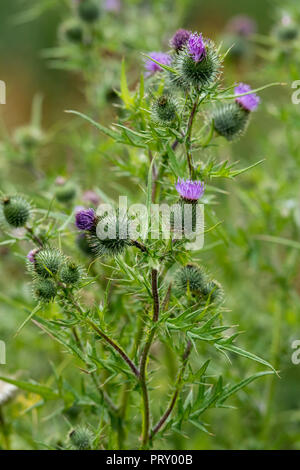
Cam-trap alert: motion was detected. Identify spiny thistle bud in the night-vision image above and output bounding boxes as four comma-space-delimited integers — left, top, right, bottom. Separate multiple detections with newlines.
33, 248, 63, 278
75, 208, 96, 231
78, 0, 100, 23
274, 15, 298, 42
69, 426, 93, 450
33, 278, 57, 303
60, 19, 84, 43
145, 52, 171, 76
212, 83, 260, 141
82, 190, 100, 206
175, 33, 221, 89
212, 102, 250, 141
60, 260, 81, 285
14, 125, 44, 150
87, 212, 131, 257
55, 182, 77, 204
152, 95, 177, 125
202, 279, 224, 304
1, 196, 31, 228
175, 264, 208, 296
170, 29, 191, 52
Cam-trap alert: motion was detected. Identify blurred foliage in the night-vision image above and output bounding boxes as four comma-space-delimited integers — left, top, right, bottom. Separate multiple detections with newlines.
0, 0, 300, 450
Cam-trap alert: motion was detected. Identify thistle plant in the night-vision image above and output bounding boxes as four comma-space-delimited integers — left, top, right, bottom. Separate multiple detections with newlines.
0, 21, 282, 451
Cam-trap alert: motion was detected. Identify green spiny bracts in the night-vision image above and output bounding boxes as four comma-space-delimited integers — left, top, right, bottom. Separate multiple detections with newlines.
14, 126, 44, 150
87, 212, 131, 257
212, 102, 250, 141
175, 264, 208, 296
55, 183, 77, 203
176, 40, 221, 90
275, 24, 298, 42
202, 279, 224, 304
33, 278, 57, 303
61, 19, 84, 43
33, 248, 64, 278
69, 426, 93, 450
152, 94, 177, 125
2, 196, 31, 228
78, 0, 100, 23
60, 261, 81, 285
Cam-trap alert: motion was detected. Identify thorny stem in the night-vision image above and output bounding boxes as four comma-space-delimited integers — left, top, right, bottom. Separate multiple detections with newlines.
87, 319, 140, 379
131, 240, 148, 253
139, 268, 160, 447
150, 340, 192, 441
185, 96, 200, 178
25, 226, 43, 248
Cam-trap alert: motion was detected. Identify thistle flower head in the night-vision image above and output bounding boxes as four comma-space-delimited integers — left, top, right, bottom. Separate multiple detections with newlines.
234, 83, 260, 111
175, 179, 205, 201
170, 29, 191, 52
104, 0, 121, 12
145, 52, 171, 75
188, 33, 206, 62
75, 208, 96, 231
27, 248, 39, 263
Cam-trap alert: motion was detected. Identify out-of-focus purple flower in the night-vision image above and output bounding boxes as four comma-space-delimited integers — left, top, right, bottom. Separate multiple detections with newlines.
175, 178, 205, 201
281, 14, 292, 26
188, 33, 206, 62
226, 15, 257, 37
75, 208, 96, 230
104, 0, 121, 12
27, 248, 39, 263
82, 190, 101, 206
55, 176, 66, 186
145, 52, 171, 75
170, 29, 191, 52
235, 83, 260, 111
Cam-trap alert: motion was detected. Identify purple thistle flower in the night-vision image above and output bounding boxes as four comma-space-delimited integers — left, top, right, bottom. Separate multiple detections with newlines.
175, 178, 205, 201
188, 33, 206, 62
145, 52, 171, 75
226, 15, 257, 37
170, 29, 191, 52
104, 0, 121, 12
75, 208, 96, 231
27, 248, 39, 263
82, 190, 100, 206
234, 83, 260, 111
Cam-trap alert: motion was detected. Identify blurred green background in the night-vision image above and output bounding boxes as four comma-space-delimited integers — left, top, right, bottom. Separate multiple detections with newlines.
0, 0, 299, 450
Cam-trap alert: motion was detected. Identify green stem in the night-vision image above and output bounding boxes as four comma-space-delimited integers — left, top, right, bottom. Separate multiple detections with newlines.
139, 268, 160, 448
150, 340, 192, 441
